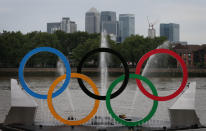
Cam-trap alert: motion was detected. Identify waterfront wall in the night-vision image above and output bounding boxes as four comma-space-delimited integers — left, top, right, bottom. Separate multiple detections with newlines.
0, 68, 206, 77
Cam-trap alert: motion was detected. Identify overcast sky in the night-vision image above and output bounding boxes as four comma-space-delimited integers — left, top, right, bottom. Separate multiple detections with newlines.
0, 0, 206, 44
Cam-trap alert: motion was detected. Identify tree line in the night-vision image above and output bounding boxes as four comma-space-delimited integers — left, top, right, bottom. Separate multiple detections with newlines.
0, 31, 167, 68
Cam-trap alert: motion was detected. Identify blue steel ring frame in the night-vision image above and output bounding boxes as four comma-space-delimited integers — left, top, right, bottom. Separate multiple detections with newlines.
18, 47, 71, 99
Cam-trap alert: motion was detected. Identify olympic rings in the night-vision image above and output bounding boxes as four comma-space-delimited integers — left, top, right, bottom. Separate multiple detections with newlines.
18, 47, 188, 127
77, 48, 129, 100
106, 74, 158, 126
135, 49, 188, 101
47, 73, 100, 125
18, 47, 71, 99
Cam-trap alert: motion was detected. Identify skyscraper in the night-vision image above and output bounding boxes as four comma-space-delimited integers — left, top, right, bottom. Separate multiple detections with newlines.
119, 14, 135, 42
70, 21, 77, 33
160, 23, 180, 42
100, 11, 118, 36
85, 7, 100, 34
61, 17, 73, 33
47, 22, 61, 34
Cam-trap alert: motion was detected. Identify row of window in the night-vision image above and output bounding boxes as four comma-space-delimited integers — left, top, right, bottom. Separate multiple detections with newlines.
179, 53, 191, 57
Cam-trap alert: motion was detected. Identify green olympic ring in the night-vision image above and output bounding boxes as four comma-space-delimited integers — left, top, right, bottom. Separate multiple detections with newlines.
106, 74, 158, 126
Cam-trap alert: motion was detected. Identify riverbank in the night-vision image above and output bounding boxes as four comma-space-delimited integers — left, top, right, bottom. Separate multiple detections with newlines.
0, 68, 206, 77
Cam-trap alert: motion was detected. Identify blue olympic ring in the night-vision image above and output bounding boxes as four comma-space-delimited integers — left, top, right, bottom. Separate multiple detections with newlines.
18, 47, 71, 99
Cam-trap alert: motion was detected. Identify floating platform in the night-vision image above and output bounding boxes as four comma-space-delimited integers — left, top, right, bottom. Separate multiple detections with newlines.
4, 79, 38, 126
169, 82, 201, 129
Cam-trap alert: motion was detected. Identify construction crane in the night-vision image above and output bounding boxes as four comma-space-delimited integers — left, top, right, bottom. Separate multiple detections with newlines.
147, 16, 158, 29
147, 16, 158, 38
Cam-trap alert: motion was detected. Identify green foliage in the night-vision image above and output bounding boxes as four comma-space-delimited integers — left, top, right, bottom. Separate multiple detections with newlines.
0, 31, 100, 68
0, 31, 166, 68
0, 31, 28, 67
72, 37, 100, 65
54, 31, 99, 56
118, 35, 167, 66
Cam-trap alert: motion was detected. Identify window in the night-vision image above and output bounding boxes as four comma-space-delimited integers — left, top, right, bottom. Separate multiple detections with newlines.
188, 60, 191, 65
188, 53, 191, 57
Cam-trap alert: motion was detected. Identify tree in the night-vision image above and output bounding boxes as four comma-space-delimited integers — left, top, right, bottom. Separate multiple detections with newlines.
0, 31, 166, 68
72, 37, 100, 66
119, 35, 167, 67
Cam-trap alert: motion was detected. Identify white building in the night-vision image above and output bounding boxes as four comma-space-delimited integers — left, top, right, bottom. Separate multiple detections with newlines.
85, 7, 100, 34
47, 17, 77, 33
148, 25, 156, 39
61, 17, 77, 33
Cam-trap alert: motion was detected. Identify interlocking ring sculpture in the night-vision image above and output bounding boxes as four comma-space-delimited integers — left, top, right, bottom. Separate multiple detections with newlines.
18, 47, 188, 126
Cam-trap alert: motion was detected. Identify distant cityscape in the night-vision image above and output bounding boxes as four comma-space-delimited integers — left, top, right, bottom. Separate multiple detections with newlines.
0, 6, 206, 69
46, 8, 206, 69
47, 7, 184, 44
0, 7, 203, 69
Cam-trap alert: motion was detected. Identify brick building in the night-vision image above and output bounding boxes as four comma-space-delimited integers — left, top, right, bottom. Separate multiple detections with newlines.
173, 44, 206, 68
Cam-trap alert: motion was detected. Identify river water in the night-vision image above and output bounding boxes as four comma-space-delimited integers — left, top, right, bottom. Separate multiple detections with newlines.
0, 75, 206, 128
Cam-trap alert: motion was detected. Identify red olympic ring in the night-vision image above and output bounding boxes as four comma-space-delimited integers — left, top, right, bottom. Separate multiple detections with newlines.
135, 49, 188, 101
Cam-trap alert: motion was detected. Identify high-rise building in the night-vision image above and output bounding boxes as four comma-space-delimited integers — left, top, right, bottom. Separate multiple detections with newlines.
61, 17, 70, 33
47, 17, 77, 33
47, 22, 61, 34
100, 11, 118, 36
85, 7, 100, 34
119, 14, 135, 42
70, 21, 77, 33
160, 23, 180, 42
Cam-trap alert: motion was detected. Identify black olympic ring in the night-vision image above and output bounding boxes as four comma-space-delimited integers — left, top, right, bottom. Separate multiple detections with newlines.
77, 48, 129, 100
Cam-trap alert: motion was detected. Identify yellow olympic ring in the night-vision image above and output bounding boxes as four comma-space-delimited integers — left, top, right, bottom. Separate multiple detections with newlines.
47, 73, 100, 125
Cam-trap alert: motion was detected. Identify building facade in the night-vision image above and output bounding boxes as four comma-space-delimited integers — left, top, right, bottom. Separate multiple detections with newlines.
60, 17, 77, 33
84, 8, 136, 42
47, 22, 61, 34
148, 27, 156, 39
85, 7, 100, 34
100, 11, 118, 36
47, 17, 77, 34
160, 23, 180, 42
70, 21, 77, 33
173, 44, 206, 68
61, 17, 70, 33
119, 14, 135, 42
